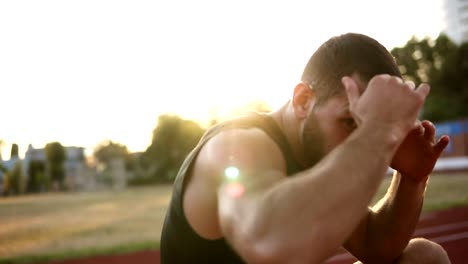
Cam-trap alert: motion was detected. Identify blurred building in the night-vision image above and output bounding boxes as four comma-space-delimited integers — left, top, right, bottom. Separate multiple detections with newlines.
443, 0, 468, 44
435, 118, 468, 157
24, 145, 88, 190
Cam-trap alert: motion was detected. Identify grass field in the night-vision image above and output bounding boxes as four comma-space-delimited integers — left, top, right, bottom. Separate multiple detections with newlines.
0, 173, 467, 263
0, 185, 172, 263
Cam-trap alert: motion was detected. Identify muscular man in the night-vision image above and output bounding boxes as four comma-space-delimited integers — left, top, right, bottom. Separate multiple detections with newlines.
161, 33, 451, 263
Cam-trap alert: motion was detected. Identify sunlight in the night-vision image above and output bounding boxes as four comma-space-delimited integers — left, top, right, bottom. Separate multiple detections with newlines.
0, 0, 445, 156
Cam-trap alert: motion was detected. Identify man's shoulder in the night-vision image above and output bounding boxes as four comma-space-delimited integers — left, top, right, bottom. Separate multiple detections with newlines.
206, 125, 276, 154
197, 126, 286, 177
205, 112, 276, 141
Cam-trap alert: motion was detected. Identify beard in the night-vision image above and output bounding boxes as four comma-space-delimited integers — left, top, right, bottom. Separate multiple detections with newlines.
302, 113, 327, 168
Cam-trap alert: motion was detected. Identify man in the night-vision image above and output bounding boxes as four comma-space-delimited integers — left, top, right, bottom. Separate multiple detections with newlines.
161, 33, 451, 263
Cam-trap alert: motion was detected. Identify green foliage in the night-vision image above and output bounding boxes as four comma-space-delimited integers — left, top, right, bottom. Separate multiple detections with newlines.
140, 114, 205, 183
27, 160, 49, 193
2, 161, 25, 196
0, 139, 3, 161
10, 144, 19, 159
0, 160, 6, 174
45, 142, 67, 190
93, 140, 135, 172
10, 162, 25, 194
45, 142, 66, 164
94, 141, 129, 164
391, 34, 468, 122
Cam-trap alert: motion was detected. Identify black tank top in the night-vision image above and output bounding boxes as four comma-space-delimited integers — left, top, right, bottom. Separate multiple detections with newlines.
160, 112, 302, 263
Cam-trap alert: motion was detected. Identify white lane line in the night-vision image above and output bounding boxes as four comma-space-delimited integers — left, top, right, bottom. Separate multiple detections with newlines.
431, 231, 468, 244
414, 221, 468, 237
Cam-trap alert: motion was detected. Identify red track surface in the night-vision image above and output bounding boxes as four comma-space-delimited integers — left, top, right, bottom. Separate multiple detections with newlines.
50, 206, 468, 264
325, 206, 468, 264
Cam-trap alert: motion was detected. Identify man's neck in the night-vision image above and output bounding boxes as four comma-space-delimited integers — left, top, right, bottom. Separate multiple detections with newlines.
269, 102, 307, 168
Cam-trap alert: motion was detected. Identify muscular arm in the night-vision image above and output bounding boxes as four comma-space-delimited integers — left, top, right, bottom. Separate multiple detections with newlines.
216, 123, 400, 264
344, 121, 449, 263
344, 172, 427, 263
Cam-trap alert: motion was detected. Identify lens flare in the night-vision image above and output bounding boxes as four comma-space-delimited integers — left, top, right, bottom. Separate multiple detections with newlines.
224, 166, 243, 197
226, 183, 245, 198
224, 166, 239, 180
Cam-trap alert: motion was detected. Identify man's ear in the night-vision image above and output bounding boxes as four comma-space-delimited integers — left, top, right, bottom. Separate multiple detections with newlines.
292, 82, 315, 120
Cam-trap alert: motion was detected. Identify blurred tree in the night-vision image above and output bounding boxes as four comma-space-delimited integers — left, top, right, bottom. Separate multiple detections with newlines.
10, 143, 19, 159
8, 162, 25, 195
0, 139, 3, 159
391, 34, 468, 121
27, 160, 48, 193
2, 143, 25, 195
45, 142, 66, 190
93, 140, 132, 170
0, 140, 5, 173
141, 114, 205, 183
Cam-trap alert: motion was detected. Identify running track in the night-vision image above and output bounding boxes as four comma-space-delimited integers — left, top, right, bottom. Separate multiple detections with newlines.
325, 206, 468, 264
51, 206, 468, 264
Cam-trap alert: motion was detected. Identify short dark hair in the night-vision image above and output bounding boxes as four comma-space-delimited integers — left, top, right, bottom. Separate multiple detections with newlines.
301, 33, 401, 104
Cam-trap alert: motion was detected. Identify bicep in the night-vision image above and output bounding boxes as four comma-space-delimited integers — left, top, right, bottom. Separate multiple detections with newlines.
201, 129, 287, 252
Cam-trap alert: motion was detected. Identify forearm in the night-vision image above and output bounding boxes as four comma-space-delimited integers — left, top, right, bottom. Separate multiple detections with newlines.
367, 171, 428, 260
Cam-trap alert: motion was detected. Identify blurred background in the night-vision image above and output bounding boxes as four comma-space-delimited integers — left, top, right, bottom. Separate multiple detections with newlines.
0, 0, 467, 263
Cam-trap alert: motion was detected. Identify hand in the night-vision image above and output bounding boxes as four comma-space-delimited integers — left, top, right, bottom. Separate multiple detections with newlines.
391, 120, 450, 182
342, 75, 430, 143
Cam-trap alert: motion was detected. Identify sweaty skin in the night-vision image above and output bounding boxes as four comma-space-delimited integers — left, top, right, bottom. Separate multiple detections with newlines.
183, 74, 449, 264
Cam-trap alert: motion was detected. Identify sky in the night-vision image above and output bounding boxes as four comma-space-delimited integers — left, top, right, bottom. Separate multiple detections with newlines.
0, 0, 446, 158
